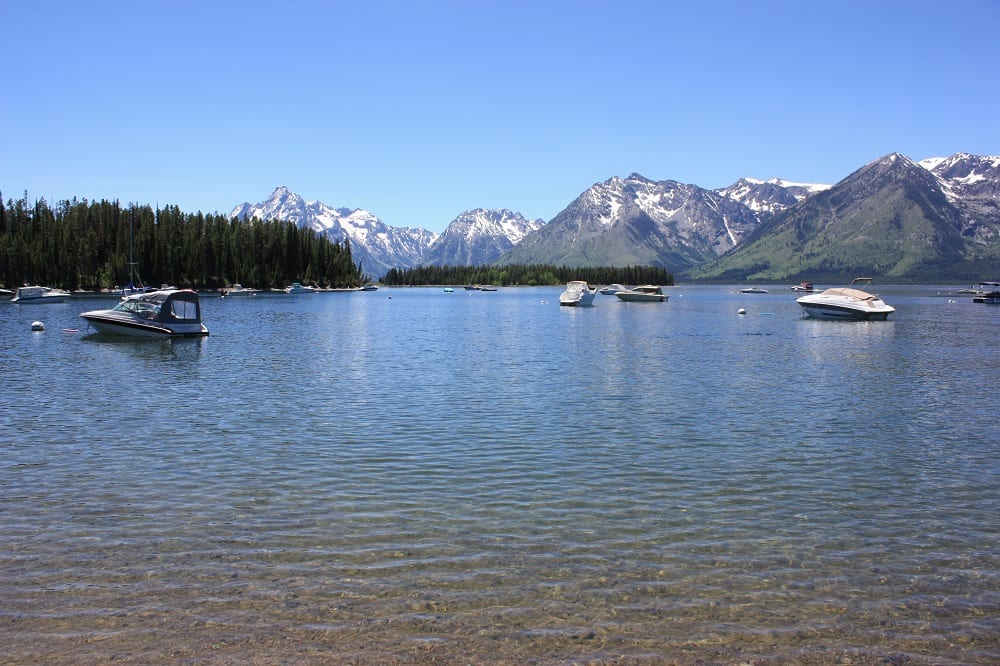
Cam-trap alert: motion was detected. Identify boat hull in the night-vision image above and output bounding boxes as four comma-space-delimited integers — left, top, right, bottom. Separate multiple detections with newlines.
80, 313, 209, 337
11, 295, 69, 304
797, 302, 893, 321
615, 293, 667, 302
559, 293, 596, 306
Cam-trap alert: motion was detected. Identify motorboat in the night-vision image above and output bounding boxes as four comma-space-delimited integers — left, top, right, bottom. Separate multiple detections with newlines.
285, 282, 316, 294
795, 277, 895, 320
789, 281, 815, 292
479, 285, 498, 291
600, 283, 627, 295
359, 284, 379, 291
80, 289, 209, 337
11, 285, 71, 303
615, 285, 667, 302
220, 283, 258, 297
559, 280, 597, 306
971, 281, 1000, 304
739, 287, 769, 294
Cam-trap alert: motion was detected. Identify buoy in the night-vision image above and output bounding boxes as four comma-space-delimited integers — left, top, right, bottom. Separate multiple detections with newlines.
31, 321, 45, 331
738, 308, 746, 315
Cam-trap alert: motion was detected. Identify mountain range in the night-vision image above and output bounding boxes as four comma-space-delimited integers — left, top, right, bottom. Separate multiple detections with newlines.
231, 152, 1000, 282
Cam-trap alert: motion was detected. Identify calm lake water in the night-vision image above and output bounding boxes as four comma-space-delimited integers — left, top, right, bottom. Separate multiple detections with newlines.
1, 285, 997, 664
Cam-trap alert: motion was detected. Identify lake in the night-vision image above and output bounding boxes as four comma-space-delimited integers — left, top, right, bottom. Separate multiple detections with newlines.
1, 284, 997, 664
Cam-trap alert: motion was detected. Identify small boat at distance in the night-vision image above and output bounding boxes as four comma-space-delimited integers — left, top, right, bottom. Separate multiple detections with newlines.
11, 285, 71, 303
789, 281, 815, 292
600, 283, 627, 295
285, 282, 316, 294
615, 285, 667, 302
971, 281, 1000, 304
80, 289, 209, 337
220, 283, 258, 297
739, 287, 769, 294
559, 280, 597, 306
795, 277, 895, 321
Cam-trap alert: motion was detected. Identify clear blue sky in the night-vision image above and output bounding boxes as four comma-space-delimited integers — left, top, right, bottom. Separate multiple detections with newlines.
3, 0, 998, 232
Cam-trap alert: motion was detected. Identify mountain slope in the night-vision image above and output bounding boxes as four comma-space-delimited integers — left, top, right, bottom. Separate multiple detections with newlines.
422, 209, 543, 266
497, 173, 818, 269
685, 153, 978, 281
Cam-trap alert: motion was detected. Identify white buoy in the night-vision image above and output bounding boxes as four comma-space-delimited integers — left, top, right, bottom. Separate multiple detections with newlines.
737, 308, 746, 315
31, 320, 45, 331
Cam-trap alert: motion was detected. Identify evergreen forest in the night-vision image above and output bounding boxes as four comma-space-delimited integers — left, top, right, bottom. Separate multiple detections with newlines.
0, 193, 365, 291
383, 264, 673, 287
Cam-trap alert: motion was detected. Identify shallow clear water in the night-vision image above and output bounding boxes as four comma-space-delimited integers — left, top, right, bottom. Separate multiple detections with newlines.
1, 285, 997, 664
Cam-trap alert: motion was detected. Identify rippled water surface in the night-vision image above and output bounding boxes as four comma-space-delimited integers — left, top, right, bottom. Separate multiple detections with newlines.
1, 285, 997, 664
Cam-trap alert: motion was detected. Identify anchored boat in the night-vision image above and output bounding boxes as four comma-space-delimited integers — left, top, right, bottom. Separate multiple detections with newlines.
795, 278, 895, 321
80, 289, 209, 337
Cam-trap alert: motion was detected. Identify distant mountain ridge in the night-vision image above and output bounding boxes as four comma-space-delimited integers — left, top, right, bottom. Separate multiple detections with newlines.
231, 152, 999, 282
230, 188, 539, 274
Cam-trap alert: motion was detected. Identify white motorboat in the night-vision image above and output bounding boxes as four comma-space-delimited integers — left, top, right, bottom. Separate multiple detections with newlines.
796, 277, 895, 321
285, 282, 316, 294
559, 280, 597, 306
11, 285, 71, 303
971, 281, 1000, 304
221, 283, 258, 297
615, 285, 667, 302
80, 289, 209, 337
739, 287, 769, 294
600, 283, 627, 295
789, 281, 815, 292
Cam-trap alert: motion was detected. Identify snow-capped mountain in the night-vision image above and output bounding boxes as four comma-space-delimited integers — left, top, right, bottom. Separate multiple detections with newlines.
421, 209, 544, 266
919, 152, 1000, 247
498, 173, 822, 269
230, 186, 438, 276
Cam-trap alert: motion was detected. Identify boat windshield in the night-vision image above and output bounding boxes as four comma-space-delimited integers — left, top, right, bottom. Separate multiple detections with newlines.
114, 298, 160, 317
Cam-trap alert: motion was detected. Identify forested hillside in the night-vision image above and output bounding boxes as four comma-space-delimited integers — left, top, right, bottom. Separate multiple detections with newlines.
383, 264, 673, 287
0, 193, 364, 291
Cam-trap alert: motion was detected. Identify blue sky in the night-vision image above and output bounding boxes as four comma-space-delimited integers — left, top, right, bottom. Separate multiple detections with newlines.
3, 0, 998, 232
